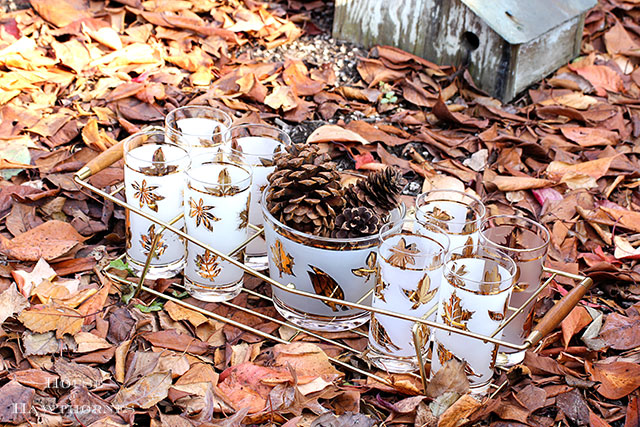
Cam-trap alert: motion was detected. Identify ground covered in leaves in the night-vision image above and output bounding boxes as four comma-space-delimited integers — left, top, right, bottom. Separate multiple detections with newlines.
0, 0, 640, 426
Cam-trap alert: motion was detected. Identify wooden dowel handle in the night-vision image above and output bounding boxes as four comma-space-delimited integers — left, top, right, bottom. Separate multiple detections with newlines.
75, 141, 124, 180
525, 276, 594, 347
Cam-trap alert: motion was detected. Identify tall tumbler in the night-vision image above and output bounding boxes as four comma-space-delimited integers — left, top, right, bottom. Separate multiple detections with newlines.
480, 215, 550, 352
431, 245, 517, 392
368, 220, 449, 373
124, 129, 190, 279
415, 189, 485, 256
183, 153, 252, 302
165, 105, 232, 153
226, 123, 291, 270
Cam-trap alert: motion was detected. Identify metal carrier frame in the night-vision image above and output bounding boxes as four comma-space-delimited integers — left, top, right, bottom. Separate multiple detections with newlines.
74, 141, 593, 396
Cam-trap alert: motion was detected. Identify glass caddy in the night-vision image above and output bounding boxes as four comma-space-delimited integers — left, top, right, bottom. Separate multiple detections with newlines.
74, 140, 594, 397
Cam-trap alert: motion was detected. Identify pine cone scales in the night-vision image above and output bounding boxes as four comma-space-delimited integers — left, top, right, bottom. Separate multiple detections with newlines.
345, 167, 407, 215
266, 143, 345, 237
333, 207, 381, 238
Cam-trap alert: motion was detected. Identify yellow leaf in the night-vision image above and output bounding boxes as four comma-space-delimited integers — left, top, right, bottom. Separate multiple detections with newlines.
18, 304, 83, 339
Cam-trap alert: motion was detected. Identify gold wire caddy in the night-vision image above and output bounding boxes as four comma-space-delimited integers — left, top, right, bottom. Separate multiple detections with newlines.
73, 141, 594, 396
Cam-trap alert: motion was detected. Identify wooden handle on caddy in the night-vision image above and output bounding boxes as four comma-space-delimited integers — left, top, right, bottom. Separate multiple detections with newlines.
525, 276, 594, 347
75, 141, 124, 180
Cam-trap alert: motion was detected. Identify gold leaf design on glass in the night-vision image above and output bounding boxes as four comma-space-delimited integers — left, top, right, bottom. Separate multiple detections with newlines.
403, 273, 437, 310
132, 179, 165, 212
139, 147, 178, 176
189, 198, 220, 232
196, 250, 222, 280
430, 206, 452, 222
139, 224, 167, 259
436, 341, 456, 366
488, 310, 505, 321
388, 237, 420, 269
416, 321, 430, 347
308, 265, 345, 312
271, 239, 295, 277
204, 167, 241, 196
461, 236, 474, 257
480, 265, 502, 294
442, 290, 474, 331
237, 196, 250, 230
371, 317, 400, 352
375, 277, 389, 303
352, 251, 377, 279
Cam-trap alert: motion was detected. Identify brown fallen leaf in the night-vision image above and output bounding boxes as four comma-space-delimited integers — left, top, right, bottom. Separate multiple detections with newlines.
143, 329, 210, 355
561, 306, 592, 348
112, 372, 172, 410
426, 358, 470, 398
0, 284, 28, 325
598, 312, 640, 350
74, 332, 112, 353
486, 173, 554, 191
587, 361, 640, 399
30, 0, 92, 27
164, 300, 208, 327
272, 342, 342, 382
306, 124, 370, 145
18, 303, 84, 339
10, 369, 59, 391
0, 220, 85, 261
0, 381, 35, 424
546, 155, 619, 181
438, 394, 481, 427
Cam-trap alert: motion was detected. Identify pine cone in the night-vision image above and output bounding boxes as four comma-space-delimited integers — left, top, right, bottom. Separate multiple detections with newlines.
266, 143, 345, 237
344, 167, 407, 216
332, 207, 381, 238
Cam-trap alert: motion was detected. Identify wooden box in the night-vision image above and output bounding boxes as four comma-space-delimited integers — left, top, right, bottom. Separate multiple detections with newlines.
333, 0, 596, 102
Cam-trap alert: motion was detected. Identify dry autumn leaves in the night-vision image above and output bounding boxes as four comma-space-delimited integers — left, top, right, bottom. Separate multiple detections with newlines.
0, 0, 639, 425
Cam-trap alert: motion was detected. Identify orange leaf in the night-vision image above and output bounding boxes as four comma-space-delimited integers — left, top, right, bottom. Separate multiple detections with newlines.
599, 207, 640, 233
30, 0, 91, 27
587, 361, 640, 399
306, 124, 370, 145
547, 155, 619, 181
264, 85, 298, 112
488, 175, 554, 191
561, 306, 592, 348
571, 65, 624, 97
282, 59, 324, 96
560, 127, 618, 147
18, 304, 83, 339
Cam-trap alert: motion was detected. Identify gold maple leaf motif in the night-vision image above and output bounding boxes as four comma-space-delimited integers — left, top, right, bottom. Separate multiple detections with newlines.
388, 237, 420, 269
205, 167, 240, 197
505, 227, 527, 250
196, 250, 222, 280
480, 265, 503, 294
415, 321, 430, 346
403, 273, 437, 310
371, 317, 400, 352
352, 251, 377, 280
189, 198, 220, 232
488, 310, 505, 321
132, 179, 165, 212
271, 239, 295, 277
461, 236, 474, 257
140, 224, 167, 259
139, 147, 178, 176
374, 276, 389, 303
237, 196, 250, 230
446, 262, 468, 288
441, 290, 474, 331
429, 206, 453, 222
308, 265, 346, 312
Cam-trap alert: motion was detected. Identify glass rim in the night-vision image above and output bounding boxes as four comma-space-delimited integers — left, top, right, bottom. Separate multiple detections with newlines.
443, 244, 517, 292
480, 214, 551, 253
379, 219, 449, 257
415, 189, 486, 226
261, 184, 406, 244
225, 123, 292, 157
165, 105, 232, 138
186, 159, 252, 188
123, 128, 190, 165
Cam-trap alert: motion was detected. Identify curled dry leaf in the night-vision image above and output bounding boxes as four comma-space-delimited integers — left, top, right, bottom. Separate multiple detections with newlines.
0, 220, 85, 261
111, 372, 172, 410
18, 303, 83, 339
586, 361, 640, 400
306, 124, 371, 145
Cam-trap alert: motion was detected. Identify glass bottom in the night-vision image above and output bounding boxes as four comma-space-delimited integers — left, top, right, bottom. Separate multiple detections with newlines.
243, 253, 269, 271
273, 294, 369, 332
183, 277, 243, 302
126, 255, 185, 280
366, 346, 421, 374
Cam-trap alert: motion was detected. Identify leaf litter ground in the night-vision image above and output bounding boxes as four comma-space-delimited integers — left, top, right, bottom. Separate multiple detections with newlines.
0, 0, 639, 426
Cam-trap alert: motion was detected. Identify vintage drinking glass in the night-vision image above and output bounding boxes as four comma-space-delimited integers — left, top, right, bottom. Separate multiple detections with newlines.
183, 154, 252, 302
165, 105, 232, 153
431, 245, 517, 391
226, 123, 291, 270
368, 220, 449, 373
124, 129, 190, 279
480, 215, 550, 352
262, 187, 405, 332
415, 189, 486, 255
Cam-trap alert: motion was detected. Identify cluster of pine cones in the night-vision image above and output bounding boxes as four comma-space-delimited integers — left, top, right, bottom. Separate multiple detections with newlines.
265, 143, 407, 238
